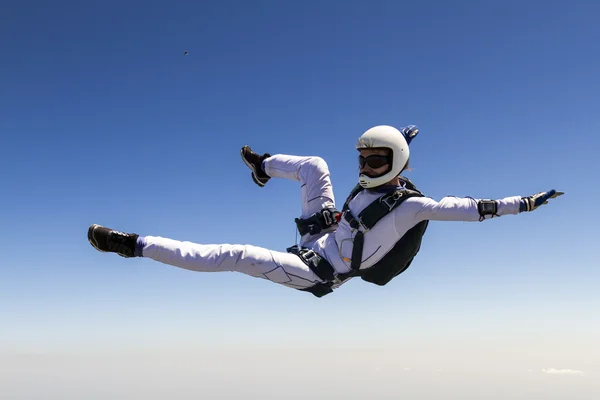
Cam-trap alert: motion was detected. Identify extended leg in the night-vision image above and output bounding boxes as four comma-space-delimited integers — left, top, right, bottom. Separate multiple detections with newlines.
88, 224, 324, 290
141, 236, 323, 289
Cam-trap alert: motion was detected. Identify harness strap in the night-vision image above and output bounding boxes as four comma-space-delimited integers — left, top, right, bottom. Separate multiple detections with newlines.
288, 177, 426, 295
286, 245, 337, 298
294, 207, 341, 236
340, 187, 424, 277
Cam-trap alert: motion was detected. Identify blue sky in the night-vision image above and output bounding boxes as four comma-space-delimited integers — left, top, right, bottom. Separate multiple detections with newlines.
2, 0, 599, 398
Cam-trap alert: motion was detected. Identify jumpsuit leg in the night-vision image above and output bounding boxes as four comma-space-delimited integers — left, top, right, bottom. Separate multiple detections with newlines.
262, 154, 337, 246
137, 154, 337, 291
139, 236, 324, 290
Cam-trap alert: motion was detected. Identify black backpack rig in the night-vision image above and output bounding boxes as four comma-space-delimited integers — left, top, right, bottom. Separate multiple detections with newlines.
288, 176, 429, 297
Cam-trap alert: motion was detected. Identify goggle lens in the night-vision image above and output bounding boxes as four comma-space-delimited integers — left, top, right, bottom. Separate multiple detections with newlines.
358, 154, 390, 169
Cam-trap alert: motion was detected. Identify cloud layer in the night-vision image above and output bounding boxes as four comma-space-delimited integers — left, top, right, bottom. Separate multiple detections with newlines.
542, 368, 585, 375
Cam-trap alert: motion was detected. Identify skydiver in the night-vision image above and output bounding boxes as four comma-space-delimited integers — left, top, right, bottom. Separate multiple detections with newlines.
87, 125, 563, 298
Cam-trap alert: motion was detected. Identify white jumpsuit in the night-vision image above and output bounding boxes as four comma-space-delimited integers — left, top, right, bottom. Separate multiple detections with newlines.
139, 154, 523, 293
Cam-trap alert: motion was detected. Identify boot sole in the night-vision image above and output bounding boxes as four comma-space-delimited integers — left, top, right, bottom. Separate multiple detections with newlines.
240, 147, 267, 187
88, 224, 107, 253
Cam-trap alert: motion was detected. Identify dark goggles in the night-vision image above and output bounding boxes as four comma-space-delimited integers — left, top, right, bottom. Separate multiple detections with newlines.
358, 154, 391, 169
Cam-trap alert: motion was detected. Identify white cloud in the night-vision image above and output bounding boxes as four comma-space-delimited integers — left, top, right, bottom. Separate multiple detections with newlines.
542, 368, 585, 375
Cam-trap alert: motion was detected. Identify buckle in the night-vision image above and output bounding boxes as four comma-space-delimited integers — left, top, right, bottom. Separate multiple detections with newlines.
381, 191, 403, 211
357, 217, 370, 232
300, 249, 337, 282
301, 249, 319, 266
343, 210, 369, 231
322, 209, 334, 226
330, 275, 343, 285
320, 208, 341, 227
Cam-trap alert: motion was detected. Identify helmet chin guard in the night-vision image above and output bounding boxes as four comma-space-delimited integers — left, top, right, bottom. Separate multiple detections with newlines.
356, 125, 410, 188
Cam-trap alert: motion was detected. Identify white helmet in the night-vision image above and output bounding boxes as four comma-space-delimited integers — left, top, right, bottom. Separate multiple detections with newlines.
356, 125, 410, 188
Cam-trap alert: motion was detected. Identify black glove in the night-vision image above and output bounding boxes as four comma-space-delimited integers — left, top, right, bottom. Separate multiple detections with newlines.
520, 189, 564, 212
401, 125, 419, 145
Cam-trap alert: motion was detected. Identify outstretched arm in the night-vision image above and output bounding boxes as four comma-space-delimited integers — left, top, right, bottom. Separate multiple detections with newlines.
402, 189, 564, 223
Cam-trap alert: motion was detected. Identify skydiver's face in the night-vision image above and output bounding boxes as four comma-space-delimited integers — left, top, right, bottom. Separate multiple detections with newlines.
358, 148, 391, 177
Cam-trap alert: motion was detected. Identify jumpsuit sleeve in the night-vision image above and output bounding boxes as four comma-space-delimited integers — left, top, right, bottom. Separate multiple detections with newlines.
400, 194, 522, 223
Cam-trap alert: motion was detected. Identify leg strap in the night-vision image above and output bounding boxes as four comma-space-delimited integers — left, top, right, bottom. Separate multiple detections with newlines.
286, 245, 336, 297
294, 208, 341, 236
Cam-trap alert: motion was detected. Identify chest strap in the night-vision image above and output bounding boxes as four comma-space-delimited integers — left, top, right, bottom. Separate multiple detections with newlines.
339, 188, 423, 280
287, 180, 424, 295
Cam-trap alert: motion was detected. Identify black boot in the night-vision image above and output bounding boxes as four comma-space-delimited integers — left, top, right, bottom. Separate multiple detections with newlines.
240, 145, 271, 187
88, 224, 139, 258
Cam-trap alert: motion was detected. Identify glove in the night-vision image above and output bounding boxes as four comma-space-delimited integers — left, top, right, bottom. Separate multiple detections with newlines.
520, 189, 564, 212
401, 125, 419, 145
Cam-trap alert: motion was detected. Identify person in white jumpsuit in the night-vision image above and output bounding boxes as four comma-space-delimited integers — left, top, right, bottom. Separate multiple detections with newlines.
87, 125, 563, 297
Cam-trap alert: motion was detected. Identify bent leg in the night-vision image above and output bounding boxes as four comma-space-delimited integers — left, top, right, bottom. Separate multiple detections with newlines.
140, 235, 324, 290
263, 154, 337, 244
